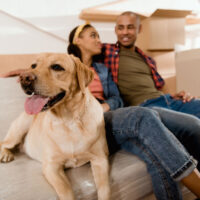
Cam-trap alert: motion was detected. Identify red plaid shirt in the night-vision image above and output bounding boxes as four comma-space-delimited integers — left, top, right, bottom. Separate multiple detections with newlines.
102, 43, 165, 89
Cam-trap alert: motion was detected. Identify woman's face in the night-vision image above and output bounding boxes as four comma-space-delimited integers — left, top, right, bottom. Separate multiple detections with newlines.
76, 27, 102, 57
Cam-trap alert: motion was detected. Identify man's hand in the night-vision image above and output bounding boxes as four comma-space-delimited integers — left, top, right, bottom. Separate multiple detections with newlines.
171, 91, 196, 103
101, 103, 110, 112
0, 69, 26, 78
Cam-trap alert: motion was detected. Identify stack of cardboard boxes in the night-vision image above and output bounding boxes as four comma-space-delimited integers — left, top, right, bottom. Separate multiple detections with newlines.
175, 48, 200, 97
135, 8, 200, 96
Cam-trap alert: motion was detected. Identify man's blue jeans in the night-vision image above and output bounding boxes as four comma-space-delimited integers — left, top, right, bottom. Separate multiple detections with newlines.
140, 94, 200, 118
140, 94, 200, 170
104, 107, 197, 200
151, 107, 200, 171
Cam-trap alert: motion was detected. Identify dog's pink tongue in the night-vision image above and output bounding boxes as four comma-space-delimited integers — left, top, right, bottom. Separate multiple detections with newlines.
25, 95, 49, 115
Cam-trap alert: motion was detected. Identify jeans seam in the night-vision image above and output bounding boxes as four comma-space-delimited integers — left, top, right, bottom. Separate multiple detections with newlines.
131, 139, 175, 200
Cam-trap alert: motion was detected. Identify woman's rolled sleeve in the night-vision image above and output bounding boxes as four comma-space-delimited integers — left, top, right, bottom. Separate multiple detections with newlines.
105, 69, 123, 110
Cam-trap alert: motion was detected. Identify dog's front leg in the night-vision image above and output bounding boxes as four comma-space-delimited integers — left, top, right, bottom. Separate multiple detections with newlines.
43, 162, 75, 200
91, 156, 110, 200
0, 112, 33, 162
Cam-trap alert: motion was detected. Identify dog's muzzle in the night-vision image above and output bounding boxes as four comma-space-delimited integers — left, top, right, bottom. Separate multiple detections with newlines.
20, 72, 36, 95
19, 72, 66, 115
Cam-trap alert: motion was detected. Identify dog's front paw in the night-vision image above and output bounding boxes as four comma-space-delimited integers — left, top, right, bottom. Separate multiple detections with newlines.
0, 149, 14, 163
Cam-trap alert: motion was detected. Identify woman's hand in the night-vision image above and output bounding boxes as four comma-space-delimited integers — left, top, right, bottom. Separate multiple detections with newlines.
171, 91, 196, 103
101, 103, 110, 112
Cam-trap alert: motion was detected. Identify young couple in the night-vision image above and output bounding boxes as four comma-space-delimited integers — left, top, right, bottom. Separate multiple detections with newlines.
2, 12, 200, 200
67, 19, 200, 200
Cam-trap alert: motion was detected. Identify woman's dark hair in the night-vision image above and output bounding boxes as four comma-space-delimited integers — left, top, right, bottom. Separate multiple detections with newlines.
67, 24, 92, 62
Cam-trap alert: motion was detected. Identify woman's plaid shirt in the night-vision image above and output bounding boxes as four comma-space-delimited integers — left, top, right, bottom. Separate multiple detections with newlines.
102, 43, 165, 89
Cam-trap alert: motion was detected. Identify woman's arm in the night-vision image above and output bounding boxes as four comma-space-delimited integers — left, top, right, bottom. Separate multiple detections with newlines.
104, 69, 124, 110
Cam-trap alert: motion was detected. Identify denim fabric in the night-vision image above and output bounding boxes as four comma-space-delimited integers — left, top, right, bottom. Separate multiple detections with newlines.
140, 94, 200, 171
150, 107, 200, 171
140, 94, 200, 118
92, 62, 124, 110
104, 107, 197, 200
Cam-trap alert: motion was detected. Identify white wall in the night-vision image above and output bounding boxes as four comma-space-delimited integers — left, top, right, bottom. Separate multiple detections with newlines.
0, 10, 116, 55
0, 11, 65, 54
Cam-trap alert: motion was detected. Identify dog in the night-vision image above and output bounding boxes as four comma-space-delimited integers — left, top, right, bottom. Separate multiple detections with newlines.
0, 53, 110, 200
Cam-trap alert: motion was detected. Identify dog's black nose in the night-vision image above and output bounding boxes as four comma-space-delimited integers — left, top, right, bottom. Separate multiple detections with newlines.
20, 72, 36, 83
20, 72, 36, 95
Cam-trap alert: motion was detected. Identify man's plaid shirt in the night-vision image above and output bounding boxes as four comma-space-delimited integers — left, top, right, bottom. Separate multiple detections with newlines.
102, 43, 165, 89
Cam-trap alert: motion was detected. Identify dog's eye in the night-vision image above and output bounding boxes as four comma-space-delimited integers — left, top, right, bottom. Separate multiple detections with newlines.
31, 64, 37, 69
50, 64, 65, 71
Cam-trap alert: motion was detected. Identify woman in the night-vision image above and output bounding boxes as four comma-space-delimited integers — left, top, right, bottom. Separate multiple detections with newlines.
67, 23, 200, 200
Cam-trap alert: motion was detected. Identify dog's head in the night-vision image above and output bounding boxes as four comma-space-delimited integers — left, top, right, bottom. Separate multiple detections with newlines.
20, 53, 94, 115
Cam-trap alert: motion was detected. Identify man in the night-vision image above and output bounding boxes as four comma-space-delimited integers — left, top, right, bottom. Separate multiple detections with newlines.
102, 11, 200, 173
102, 11, 200, 118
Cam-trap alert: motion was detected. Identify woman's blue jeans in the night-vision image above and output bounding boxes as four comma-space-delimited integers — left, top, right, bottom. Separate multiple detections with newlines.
104, 107, 197, 200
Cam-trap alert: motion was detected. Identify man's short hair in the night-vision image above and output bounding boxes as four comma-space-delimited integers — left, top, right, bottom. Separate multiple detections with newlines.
118, 11, 140, 26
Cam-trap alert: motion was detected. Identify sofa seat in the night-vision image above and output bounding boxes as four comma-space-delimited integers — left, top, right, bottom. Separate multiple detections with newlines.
0, 78, 194, 200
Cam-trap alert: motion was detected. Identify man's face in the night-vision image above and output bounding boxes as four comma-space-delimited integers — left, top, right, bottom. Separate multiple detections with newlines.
115, 14, 140, 48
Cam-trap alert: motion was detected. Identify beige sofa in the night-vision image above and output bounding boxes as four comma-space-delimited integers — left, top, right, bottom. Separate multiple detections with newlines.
0, 55, 195, 200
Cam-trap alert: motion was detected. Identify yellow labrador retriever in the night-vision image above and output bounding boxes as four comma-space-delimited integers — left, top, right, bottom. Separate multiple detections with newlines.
0, 53, 110, 200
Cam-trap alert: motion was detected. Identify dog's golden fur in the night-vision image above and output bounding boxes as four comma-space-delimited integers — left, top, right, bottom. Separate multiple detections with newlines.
0, 53, 110, 200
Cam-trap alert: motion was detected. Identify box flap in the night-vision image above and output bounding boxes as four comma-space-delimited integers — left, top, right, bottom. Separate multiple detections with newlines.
80, 0, 197, 21
80, 8, 147, 22
80, 8, 192, 21
151, 9, 192, 18
80, 9, 119, 21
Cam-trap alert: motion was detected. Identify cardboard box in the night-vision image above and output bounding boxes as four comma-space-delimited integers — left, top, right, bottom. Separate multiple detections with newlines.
148, 50, 175, 77
136, 9, 191, 50
175, 48, 200, 97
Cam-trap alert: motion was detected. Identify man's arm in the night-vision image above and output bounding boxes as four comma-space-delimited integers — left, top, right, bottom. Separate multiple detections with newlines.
171, 91, 196, 103
159, 85, 196, 103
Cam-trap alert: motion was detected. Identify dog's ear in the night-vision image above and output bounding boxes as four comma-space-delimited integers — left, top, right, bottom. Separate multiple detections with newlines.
70, 55, 94, 93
